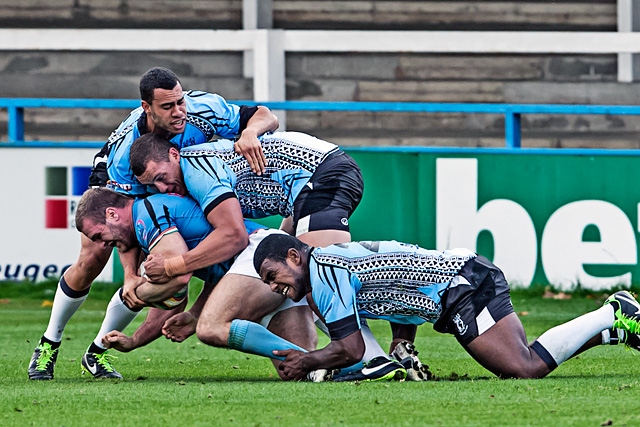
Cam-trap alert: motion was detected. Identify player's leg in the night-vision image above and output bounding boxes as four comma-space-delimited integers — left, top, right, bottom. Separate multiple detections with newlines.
466, 304, 615, 379
262, 303, 318, 380
196, 229, 313, 354
28, 234, 112, 380
81, 287, 143, 379
448, 257, 620, 379
197, 272, 292, 345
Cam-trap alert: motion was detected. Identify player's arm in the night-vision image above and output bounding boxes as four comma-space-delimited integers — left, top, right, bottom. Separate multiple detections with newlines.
88, 141, 109, 187
144, 198, 248, 282
234, 105, 279, 175
136, 232, 193, 303
161, 281, 215, 342
118, 246, 146, 309
102, 304, 186, 352
275, 330, 365, 380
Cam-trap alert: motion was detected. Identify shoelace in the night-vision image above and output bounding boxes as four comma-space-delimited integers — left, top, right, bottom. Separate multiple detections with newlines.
95, 352, 118, 372
614, 312, 640, 334
35, 344, 57, 370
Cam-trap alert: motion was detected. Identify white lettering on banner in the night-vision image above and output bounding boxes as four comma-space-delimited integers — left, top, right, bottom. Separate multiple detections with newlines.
541, 201, 636, 291
436, 158, 537, 287
0, 263, 71, 282
435, 158, 636, 290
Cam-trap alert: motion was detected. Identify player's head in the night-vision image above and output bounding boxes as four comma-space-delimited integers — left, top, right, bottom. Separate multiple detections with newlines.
130, 133, 187, 195
75, 188, 138, 251
139, 67, 187, 135
139, 67, 181, 103
253, 233, 310, 302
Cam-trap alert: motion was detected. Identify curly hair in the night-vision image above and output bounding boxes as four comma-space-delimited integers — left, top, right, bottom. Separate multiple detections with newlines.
253, 233, 308, 274
139, 67, 181, 104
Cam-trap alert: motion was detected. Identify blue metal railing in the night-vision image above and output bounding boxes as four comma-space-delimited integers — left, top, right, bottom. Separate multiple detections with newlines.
3, 98, 640, 151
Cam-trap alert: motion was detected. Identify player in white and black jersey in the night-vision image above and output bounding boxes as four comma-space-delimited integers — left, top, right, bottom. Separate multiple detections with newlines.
28, 67, 279, 380
252, 233, 640, 381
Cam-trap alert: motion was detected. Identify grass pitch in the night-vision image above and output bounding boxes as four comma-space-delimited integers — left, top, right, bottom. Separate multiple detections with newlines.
1, 281, 640, 426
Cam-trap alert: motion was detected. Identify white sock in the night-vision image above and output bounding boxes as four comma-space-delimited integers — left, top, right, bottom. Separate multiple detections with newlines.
360, 320, 387, 362
535, 304, 614, 366
91, 289, 140, 349
314, 316, 387, 362
43, 278, 89, 342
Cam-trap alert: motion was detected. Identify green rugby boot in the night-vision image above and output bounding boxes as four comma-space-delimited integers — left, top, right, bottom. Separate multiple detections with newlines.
605, 291, 640, 334
28, 341, 60, 380
333, 356, 406, 382
81, 350, 123, 379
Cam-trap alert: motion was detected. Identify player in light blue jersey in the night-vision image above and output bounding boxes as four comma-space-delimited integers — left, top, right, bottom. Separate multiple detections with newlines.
252, 234, 640, 381
74, 188, 317, 379
130, 130, 363, 281
28, 67, 279, 380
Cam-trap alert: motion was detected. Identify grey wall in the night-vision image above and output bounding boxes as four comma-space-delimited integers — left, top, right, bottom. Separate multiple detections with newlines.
2, 0, 639, 149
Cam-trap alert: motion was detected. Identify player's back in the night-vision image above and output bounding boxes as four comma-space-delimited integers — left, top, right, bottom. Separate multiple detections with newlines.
180, 131, 340, 218
132, 193, 233, 284
311, 241, 477, 323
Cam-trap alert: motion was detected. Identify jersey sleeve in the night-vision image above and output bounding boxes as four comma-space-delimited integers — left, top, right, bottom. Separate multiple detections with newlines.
310, 259, 361, 341
184, 91, 242, 139
105, 108, 150, 196
181, 155, 237, 216
133, 198, 180, 253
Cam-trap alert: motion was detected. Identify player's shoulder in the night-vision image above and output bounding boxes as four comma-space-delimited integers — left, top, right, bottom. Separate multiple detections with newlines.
184, 90, 230, 109
108, 107, 144, 144
143, 192, 197, 208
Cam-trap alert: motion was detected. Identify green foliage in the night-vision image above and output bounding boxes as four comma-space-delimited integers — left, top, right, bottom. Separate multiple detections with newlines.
1, 292, 640, 426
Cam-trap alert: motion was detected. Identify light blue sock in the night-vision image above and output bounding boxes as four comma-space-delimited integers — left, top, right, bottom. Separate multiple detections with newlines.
227, 319, 306, 361
333, 361, 365, 379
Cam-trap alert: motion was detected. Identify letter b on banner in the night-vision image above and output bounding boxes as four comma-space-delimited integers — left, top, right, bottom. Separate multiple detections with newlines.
436, 158, 537, 287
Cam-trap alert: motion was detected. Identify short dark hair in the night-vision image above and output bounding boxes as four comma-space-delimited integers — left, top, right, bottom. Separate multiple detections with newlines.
139, 67, 181, 104
130, 133, 177, 177
253, 233, 307, 274
75, 187, 130, 232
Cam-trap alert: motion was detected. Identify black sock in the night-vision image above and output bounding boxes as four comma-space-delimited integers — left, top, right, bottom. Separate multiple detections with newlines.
40, 336, 61, 349
87, 342, 106, 354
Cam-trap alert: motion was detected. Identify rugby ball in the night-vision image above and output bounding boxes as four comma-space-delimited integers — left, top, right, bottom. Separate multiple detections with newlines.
149, 285, 188, 310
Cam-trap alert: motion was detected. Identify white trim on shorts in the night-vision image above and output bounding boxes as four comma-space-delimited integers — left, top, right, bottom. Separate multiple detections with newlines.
227, 228, 288, 278
224, 228, 310, 327
295, 215, 311, 236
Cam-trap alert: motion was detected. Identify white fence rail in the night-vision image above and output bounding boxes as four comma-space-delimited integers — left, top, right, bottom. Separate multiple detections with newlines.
2, 29, 640, 104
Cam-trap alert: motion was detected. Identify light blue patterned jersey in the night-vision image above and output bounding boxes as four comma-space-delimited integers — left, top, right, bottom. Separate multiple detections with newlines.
107, 91, 242, 196
179, 131, 339, 218
132, 193, 264, 284
308, 241, 476, 340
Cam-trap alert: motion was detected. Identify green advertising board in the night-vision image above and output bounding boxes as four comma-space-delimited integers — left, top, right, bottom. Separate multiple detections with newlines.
346, 150, 639, 291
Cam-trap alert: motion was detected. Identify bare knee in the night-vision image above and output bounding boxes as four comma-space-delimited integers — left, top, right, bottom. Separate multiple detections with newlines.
196, 318, 231, 348
495, 364, 545, 379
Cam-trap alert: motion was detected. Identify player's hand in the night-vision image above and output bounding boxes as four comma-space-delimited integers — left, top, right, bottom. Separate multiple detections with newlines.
235, 132, 266, 175
273, 349, 308, 380
162, 311, 197, 343
122, 275, 146, 310
143, 253, 171, 283
102, 331, 136, 352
